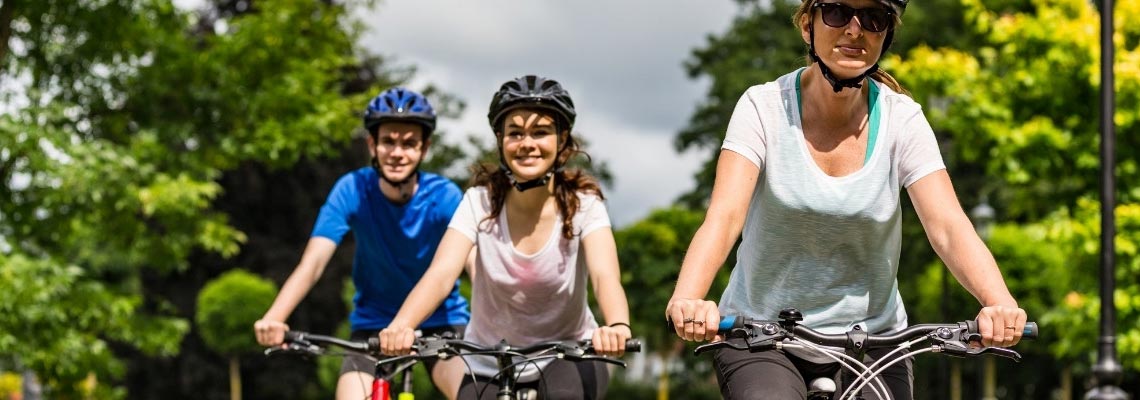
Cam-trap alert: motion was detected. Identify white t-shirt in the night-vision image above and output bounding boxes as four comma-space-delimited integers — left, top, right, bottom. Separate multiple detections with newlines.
719, 68, 945, 361
448, 186, 611, 380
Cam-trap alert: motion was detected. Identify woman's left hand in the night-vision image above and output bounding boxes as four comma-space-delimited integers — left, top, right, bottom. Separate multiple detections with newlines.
975, 305, 1027, 348
592, 324, 633, 357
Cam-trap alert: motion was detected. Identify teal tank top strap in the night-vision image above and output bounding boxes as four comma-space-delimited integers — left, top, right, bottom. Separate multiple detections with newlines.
796, 68, 804, 117
866, 80, 881, 164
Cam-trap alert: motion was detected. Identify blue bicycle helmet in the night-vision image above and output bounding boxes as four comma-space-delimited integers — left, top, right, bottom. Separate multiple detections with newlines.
363, 87, 437, 137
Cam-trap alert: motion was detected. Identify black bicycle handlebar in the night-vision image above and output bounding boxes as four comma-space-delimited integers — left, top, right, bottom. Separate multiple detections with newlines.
717, 316, 1039, 345
264, 331, 378, 357
368, 336, 642, 369
686, 309, 1037, 362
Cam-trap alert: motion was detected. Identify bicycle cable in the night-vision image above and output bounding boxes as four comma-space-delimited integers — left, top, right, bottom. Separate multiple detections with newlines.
839, 336, 930, 400
788, 340, 891, 400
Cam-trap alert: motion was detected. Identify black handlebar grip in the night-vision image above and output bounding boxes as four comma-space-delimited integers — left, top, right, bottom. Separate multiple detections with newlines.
625, 339, 642, 353
284, 331, 301, 342
368, 337, 380, 352
965, 321, 1038, 339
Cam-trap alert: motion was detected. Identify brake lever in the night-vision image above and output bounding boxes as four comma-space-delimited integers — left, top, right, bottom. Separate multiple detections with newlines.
969, 346, 1023, 362
375, 353, 423, 367
694, 338, 751, 355
571, 354, 627, 368
936, 341, 1023, 362
264, 342, 321, 357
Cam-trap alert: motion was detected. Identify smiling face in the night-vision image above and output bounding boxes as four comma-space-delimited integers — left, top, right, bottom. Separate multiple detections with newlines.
368, 121, 428, 183
499, 109, 562, 181
800, 0, 891, 79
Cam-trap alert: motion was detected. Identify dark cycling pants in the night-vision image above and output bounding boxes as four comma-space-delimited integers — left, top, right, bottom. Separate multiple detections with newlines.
456, 359, 609, 400
713, 347, 913, 400
339, 325, 466, 376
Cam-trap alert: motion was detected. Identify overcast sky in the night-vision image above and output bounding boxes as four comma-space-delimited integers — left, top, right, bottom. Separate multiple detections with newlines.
359, 1, 740, 226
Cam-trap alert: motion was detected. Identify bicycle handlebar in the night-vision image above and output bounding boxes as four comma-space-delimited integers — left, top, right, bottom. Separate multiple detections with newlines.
264, 331, 378, 357
368, 336, 642, 369
717, 316, 1039, 343
689, 310, 1037, 361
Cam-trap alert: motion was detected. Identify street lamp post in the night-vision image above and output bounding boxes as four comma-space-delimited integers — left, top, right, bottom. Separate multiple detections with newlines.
971, 198, 996, 400
1086, 0, 1128, 397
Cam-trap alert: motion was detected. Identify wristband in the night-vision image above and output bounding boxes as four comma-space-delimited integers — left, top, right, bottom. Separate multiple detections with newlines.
608, 322, 631, 330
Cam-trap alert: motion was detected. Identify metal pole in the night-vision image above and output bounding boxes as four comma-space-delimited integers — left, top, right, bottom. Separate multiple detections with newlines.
1085, 0, 1128, 397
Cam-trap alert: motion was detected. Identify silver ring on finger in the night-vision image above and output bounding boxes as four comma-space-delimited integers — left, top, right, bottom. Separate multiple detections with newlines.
693, 320, 705, 326
683, 317, 694, 323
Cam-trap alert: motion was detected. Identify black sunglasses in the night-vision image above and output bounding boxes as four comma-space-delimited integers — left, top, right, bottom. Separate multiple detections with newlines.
813, 2, 895, 33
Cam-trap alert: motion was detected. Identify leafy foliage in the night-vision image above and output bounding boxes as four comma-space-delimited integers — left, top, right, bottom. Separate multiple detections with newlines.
196, 270, 277, 356
0, 0, 417, 396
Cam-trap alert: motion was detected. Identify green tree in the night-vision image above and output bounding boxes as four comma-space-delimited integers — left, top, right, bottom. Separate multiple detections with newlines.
0, 0, 460, 397
614, 207, 726, 399
196, 270, 277, 400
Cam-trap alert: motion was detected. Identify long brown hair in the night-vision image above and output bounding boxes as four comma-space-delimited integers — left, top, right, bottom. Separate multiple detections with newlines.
469, 129, 604, 240
792, 0, 910, 96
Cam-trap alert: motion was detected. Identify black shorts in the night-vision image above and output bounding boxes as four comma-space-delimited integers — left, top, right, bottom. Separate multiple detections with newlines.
457, 359, 610, 400
713, 347, 913, 400
338, 325, 466, 377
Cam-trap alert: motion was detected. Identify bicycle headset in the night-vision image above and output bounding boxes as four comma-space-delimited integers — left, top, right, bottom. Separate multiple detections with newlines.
804, 0, 908, 93
486, 75, 577, 192
363, 87, 438, 186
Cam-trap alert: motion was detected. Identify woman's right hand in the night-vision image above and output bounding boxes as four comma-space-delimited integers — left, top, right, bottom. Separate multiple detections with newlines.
378, 325, 417, 356
254, 319, 289, 347
666, 298, 721, 342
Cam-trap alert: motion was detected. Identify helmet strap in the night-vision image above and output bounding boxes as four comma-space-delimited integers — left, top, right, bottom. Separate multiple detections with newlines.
808, 19, 880, 93
502, 164, 555, 192
372, 156, 419, 201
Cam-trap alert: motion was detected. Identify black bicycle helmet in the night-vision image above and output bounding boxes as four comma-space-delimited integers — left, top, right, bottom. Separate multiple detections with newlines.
804, 0, 907, 92
363, 87, 437, 137
487, 75, 576, 133
875, 0, 907, 16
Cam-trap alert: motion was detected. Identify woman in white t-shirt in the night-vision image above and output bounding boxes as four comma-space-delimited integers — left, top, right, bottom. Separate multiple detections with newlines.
380, 75, 632, 400
665, 0, 1028, 399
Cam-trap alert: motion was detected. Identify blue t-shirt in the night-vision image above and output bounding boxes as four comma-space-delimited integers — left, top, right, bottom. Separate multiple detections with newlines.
311, 167, 470, 331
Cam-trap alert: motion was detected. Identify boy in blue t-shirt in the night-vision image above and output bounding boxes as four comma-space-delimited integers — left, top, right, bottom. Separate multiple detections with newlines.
255, 88, 470, 399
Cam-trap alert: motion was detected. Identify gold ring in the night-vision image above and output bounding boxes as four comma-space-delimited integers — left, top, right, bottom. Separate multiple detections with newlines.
683, 317, 694, 323
1005, 326, 1017, 330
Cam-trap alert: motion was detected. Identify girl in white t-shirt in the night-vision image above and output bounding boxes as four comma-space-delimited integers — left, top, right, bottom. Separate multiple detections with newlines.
380, 75, 632, 400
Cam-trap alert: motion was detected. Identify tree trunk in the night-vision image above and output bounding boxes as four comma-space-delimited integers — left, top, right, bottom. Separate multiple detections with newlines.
1060, 365, 1071, 400
0, 0, 15, 67
229, 357, 242, 400
950, 359, 961, 400
981, 357, 996, 400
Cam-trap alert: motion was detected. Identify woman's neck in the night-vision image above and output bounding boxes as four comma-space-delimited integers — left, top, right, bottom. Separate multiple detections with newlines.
802, 65, 869, 126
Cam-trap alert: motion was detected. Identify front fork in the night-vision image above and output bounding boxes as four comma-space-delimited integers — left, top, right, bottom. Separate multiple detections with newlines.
372, 378, 390, 400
